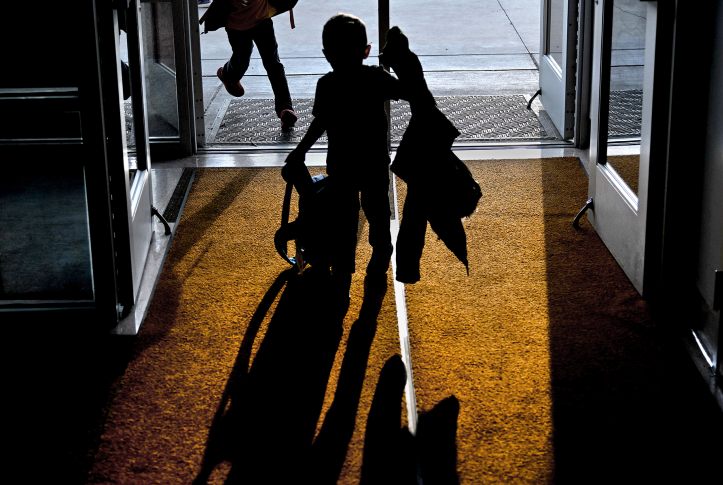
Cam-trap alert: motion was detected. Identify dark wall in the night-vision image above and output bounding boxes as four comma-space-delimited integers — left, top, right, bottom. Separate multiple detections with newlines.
1, 2, 86, 88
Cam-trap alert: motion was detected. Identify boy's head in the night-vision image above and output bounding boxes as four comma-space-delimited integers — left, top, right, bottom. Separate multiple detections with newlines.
322, 13, 371, 70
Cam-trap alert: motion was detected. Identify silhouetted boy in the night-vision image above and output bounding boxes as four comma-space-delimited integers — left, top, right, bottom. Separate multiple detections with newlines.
283, 13, 404, 293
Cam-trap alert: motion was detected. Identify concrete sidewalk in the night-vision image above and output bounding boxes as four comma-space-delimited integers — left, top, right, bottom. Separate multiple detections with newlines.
199, 0, 541, 106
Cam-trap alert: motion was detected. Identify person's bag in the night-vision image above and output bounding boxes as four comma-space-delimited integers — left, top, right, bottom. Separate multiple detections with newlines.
269, 0, 298, 16
200, 0, 299, 32
275, 162, 333, 272
269, 0, 298, 29
199, 0, 232, 33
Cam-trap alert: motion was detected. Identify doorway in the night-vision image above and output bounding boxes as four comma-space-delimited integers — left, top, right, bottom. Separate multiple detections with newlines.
195, 0, 579, 149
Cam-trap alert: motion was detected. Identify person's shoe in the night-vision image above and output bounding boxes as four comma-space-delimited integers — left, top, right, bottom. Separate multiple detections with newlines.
217, 67, 244, 97
332, 272, 353, 301
367, 243, 393, 275
279, 109, 297, 131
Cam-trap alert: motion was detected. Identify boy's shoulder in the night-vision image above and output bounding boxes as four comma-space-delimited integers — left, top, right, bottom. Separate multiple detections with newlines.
317, 65, 397, 99
320, 64, 392, 83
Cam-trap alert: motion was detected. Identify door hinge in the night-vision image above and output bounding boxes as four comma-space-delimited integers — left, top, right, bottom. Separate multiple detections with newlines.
713, 270, 723, 311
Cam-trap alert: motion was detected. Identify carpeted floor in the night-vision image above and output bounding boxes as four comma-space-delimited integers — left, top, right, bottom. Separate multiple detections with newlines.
87, 168, 406, 485
399, 157, 722, 484
84, 161, 722, 485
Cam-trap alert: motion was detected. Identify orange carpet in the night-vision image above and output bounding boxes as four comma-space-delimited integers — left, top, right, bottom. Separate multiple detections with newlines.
399, 157, 722, 484
86, 161, 722, 485
87, 168, 405, 484
607, 155, 640, 195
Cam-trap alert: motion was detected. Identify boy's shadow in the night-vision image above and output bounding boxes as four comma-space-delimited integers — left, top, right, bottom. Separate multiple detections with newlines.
193, 266, 460, 484
193, 266, 385, 484
360, 354, 461, 485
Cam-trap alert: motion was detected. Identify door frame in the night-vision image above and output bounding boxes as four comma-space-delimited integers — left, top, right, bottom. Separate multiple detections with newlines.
183, 0, 595, 152
134, 0, 204, 155
97, 0, 156, 314
539, 0, 578, 139
573, 0, 594, 148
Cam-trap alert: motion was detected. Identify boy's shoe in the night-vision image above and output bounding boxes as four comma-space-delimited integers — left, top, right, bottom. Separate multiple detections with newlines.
332, 272, 353, 300
367, 243, 394, 275
280, 109, 297, 131
217, 67, 244, 97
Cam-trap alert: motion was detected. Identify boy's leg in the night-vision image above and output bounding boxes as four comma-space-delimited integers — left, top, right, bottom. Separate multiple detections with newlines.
331, 187, 360, 275
223, 28, 253, 84
330, 186, 360, 297
251, 19, 294, 118
361, 177, 393, 275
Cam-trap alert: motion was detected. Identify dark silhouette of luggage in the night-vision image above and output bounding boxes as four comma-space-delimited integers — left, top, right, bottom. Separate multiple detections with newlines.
274, 163, 334, 272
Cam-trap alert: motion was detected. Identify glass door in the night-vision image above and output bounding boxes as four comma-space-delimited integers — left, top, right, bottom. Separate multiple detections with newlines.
140, 0, 181, 141
539, 0, 578, 139
587, 0, 672, 297
101, 0, 155, 311
125, 0, 204, 154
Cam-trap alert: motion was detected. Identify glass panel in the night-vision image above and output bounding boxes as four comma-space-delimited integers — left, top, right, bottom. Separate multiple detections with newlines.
548, 0, 565, 67
142, 0, 179, 138
119, 9, 145, 193
0, 155, 94, 303
606, 0, 647, 196
119, 25, 136, 150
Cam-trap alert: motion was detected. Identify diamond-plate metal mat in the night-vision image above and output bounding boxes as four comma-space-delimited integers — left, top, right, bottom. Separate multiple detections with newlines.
210, 95, 555, 145
609, 89, 642, 138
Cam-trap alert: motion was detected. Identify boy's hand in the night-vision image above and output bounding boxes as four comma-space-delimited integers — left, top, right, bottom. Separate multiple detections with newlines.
282, 150, 305, 182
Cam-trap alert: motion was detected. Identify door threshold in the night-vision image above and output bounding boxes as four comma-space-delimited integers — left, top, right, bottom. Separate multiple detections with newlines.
197, 139, 575, 155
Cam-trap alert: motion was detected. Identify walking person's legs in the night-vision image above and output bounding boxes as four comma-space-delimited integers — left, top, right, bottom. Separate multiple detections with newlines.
218, 27, 252, 97
252, 18, 296, 128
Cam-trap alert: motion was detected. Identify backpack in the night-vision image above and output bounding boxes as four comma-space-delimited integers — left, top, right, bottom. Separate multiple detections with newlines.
200, 0, 298, 33
274, 164, 334, 273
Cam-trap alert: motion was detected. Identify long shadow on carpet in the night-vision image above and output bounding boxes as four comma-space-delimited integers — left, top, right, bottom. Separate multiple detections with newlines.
130, 170, 262, 358
191, 265, 461, 485
191, 267, 399, 484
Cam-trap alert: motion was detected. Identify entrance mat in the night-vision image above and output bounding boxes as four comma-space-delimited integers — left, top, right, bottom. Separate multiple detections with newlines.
210, 95, 555, 145
609, 89, 643, 138
397, 157, 722, 483
87, 168, 407, 484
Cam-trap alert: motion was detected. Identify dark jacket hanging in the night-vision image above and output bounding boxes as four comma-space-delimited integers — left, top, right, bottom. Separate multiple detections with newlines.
380, 27, 482, 283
